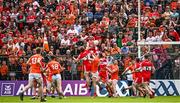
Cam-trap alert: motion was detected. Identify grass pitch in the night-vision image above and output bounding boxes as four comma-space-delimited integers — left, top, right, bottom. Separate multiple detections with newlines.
0, 96, 180, 103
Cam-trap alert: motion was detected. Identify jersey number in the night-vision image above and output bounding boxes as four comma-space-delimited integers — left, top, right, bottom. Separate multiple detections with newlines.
52, 64, 59, 70
32, 58, 41, 64
144, 67, 152, 71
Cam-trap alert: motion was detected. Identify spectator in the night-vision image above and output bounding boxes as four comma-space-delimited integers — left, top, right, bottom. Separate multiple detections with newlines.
0, 61, 8, 80
20, 58, 28, 80
110, 43, 121, 55
67, 26, 79, 36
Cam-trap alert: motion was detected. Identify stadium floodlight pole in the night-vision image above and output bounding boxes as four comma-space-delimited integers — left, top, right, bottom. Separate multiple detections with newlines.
137, 0, 141, 58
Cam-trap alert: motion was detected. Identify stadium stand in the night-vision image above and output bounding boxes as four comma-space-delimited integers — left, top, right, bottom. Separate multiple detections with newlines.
0, 0, 179, 80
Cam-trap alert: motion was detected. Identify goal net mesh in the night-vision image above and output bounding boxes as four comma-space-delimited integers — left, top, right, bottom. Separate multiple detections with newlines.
137, 41, 180, 79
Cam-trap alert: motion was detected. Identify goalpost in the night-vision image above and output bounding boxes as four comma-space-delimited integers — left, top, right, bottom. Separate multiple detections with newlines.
137, 41, 180, 58
137, 0, 180, 58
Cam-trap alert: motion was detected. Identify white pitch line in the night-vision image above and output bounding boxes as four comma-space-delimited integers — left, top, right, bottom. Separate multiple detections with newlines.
1, 102, 180, 103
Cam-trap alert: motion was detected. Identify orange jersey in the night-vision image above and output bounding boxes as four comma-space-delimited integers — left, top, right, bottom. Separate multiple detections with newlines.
27, 54, 44, 74
109, 64, 119, 80
46, 60, 61, 75
91, 57, 100, 73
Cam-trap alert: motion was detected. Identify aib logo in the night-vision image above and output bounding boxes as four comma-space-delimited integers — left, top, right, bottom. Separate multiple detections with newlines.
1, 83, 15, 96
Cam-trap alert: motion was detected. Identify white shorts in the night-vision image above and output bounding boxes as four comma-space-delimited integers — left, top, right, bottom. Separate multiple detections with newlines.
29, 73, 42, 80
109, 79, 118, 83
52, 74, 61, 81
92, 71, 99, 78
47, 80, 53, 91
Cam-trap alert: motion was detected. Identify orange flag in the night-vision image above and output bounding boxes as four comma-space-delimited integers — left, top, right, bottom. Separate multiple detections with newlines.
43, 34, 49, 52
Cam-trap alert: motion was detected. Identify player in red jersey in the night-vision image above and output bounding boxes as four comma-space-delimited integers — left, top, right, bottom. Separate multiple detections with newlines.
107, 60, 119, 97
140, 55, 155, 98
122, 58, 146, 97
74, 47, 92, 89
133, 58, 147, 97
99, 53, 113, 97
46, 55, 65, 99
19, 48, 46, 102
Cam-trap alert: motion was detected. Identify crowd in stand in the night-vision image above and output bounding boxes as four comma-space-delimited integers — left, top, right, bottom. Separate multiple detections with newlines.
0, 0, 179, 80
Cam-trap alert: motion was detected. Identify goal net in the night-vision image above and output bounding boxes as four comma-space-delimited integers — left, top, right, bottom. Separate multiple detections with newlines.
137, 41, 180, 79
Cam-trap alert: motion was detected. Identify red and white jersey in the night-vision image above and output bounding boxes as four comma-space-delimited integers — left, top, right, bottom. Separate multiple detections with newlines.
87, 40, 95, 48
77, 49, 91, 60
140, 60, 155, 77
99, 58, 107, 70
133, 62, 142, 78
89, 46, 99, 55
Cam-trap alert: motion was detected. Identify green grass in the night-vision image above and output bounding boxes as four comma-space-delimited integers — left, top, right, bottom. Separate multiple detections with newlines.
0, 96, 180, 103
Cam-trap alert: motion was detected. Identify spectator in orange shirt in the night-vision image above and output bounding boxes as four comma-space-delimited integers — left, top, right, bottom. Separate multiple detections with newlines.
0, 61, 9, 80
110, 43, 121, 55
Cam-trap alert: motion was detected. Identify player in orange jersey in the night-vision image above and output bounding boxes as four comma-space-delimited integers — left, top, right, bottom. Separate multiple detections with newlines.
107, 60, 119, 97
46, 55, 65, 99
90, 53, 100, 97
19, 47, 46, 102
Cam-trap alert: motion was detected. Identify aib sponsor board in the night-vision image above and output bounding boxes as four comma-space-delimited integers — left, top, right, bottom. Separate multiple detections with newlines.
0, 80, 179, 96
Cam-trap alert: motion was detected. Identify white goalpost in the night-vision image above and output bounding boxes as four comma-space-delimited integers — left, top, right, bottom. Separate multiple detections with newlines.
137, 41, 180, 58
137, 0, 141, 58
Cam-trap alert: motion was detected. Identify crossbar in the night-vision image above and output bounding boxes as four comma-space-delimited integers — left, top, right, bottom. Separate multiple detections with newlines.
137, 41, 180, 45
